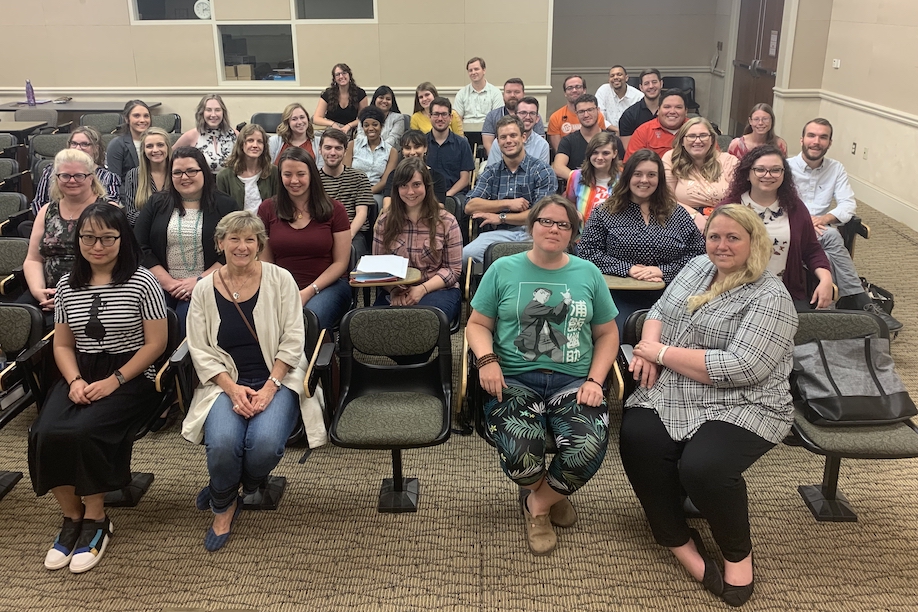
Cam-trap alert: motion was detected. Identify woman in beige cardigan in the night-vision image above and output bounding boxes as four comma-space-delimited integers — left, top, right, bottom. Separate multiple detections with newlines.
182, 211, 326, 552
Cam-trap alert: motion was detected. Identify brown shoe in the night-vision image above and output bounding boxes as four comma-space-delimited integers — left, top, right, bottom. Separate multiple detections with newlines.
520, 494, 557, 555
549, 497, 578, 528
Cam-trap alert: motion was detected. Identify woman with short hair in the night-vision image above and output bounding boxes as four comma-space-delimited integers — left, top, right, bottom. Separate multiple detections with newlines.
345, 105, 398, 197
174, 94, 238, 173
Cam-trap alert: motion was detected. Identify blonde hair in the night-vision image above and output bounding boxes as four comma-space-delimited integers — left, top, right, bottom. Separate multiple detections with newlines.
49, 149, 105, 202
687, 204, 771, 312
276, 103, 314, 144
214, 210, 267, 254
669, 117, 723, 183
135, 127, 172, 210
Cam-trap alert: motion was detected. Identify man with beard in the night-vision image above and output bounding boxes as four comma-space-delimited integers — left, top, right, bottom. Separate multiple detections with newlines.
547, 75, 606, 151
789, 118, 902, 331
462, 115, 556, 263
486, 97, 550, 167
482, 78, 545, 155
553, 94, 623, 180
624, 89, 687, 161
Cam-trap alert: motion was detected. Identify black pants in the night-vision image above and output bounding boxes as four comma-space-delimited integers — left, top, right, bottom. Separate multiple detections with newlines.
619, 407, 775, 562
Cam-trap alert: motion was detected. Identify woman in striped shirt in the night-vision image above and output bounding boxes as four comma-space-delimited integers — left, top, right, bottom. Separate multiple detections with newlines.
30, 203, 168, 574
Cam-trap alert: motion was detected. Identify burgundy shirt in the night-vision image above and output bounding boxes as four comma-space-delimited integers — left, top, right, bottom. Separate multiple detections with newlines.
257, 198, 350, 288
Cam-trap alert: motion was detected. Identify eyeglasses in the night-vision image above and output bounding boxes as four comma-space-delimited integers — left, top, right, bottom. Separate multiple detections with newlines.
750, 117, 771, 124
172, 168, 203, 178
536, 217, 572, 231
79, 234, 121, 247
69, 141, 93, 150
683, 133, 712, 142
56, 173, 90, 183
430, 112, 450, 119
333, 72, 347, 77
516, 110, 538, 118
564, 84, 584, 92
751, 166, 785, 177
575, 107, 598, 116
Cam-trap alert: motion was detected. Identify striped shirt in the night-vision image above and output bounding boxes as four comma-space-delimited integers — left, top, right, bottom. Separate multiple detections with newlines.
625, 255, 799, 444
320, 166, 374, 232
31, 164, 121, 215
120, 166, 161, 225
54, 267, 167, 380
373, 209, 463, 288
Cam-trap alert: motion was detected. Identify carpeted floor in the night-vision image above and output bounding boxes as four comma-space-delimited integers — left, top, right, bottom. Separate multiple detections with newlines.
1, 203, 917, 612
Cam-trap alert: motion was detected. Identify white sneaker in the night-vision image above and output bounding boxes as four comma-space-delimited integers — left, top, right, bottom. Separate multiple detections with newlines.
69, 516, 113, 574
44, 516, 83, 570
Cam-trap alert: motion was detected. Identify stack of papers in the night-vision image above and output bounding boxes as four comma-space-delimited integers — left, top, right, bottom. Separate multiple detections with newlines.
350, 255, 409, 283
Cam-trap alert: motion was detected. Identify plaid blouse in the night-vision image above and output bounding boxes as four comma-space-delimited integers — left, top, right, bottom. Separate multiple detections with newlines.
372, 209, 463, 289
625, 255, 799, 444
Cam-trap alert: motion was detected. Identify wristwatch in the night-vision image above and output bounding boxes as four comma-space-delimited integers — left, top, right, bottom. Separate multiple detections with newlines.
499, 212, 507, 223
269, 376, 282, 388
113, 370, 126, 386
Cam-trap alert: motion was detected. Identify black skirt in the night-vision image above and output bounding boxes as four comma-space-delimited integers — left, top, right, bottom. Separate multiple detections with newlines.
28, 350, 158, 497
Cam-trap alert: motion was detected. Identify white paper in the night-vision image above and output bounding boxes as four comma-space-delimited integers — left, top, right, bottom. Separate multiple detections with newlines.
355, 255, 409, 278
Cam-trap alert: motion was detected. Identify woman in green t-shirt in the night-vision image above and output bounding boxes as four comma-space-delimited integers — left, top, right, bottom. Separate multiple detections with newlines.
467, 194, 620, 557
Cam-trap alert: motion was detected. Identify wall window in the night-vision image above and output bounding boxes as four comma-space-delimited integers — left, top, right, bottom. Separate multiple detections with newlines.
135, 0, 209, 20
296, 0, 374, 19
219, 25, 295, 82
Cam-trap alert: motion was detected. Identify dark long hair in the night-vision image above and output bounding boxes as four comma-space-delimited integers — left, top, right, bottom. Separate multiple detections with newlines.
275, 147, 333, 223
382, 158, 444, 265
605, 149, 674, 226
166, 146, 218, 216
325, 63, 363, 114
720, 144, 798, 211
119, 100, 150, 136
69, 204, 141, 288
371, 85, 401, 114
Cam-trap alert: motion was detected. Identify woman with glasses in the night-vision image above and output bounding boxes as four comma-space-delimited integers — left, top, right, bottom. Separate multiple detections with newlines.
268, 103, 317, 164
32, 127, 120, 215
357, 85, 405, 149
663, 117, 739, 231
312, 63, 368, 134
718, 144, 832, 310
134, 146, 239, 336
409, 82, 464, 135
564, 131, 620, 223
466, 194, 619, 556
175, 94, 238, 174
29, 203, 167, 574
22, 149, 121, 320
217, 124, 279, 213
106, 99, 152, 181
727, 104, 788, 161
121, 127, 172, 225
579, 149, 705, 331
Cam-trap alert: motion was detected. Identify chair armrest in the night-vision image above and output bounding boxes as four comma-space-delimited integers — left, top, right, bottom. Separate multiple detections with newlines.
15, 331, 56, 406
0, 272, 21, 296
169, 340, 194, 412
1, 209, 34, 237
607, 360, 625, 403
303, 328, 327, 399
0, 361, 22, 393
0, 170, 29, 190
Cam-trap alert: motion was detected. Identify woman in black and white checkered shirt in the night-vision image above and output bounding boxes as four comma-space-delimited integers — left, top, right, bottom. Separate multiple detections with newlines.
619, 204, 798, 608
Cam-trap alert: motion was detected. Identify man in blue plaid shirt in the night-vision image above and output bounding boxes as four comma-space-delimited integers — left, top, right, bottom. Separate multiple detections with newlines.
462, 115, 557, 263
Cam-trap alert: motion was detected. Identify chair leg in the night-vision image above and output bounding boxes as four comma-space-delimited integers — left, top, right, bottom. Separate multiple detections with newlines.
379, 449, 419, 513
0, 470, 22, 501
104, 472, 155, 507
798, 456, 857, 522
241, 475, 287, 511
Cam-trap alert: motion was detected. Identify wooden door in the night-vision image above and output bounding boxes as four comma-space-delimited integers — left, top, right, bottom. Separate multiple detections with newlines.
729, 0, 785, 136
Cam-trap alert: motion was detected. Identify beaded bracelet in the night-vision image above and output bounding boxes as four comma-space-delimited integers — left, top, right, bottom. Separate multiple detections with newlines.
476, 353, 500, 368
586, 377, 606, 392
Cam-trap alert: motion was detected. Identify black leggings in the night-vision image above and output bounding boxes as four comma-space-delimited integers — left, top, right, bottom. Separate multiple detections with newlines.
619, 407, 775, 562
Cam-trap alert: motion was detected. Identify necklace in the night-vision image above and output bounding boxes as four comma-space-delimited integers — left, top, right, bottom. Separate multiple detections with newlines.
181, 197, 201, 203
177, 209, 202, 273
294, 206, 309, 221
222, 266, 256, 300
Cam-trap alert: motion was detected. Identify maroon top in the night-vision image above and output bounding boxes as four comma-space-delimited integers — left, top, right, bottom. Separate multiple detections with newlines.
257, 198, 350, 288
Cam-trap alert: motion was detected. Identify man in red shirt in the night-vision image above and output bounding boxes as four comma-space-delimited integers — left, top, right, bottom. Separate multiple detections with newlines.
624, 90, 687, 161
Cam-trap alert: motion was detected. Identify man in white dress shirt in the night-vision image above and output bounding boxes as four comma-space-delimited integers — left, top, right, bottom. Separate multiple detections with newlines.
595, 65, 643, 135
788, 118, 902, 332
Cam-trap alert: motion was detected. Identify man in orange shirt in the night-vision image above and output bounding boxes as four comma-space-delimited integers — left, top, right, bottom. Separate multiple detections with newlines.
547, 75, 606, 151
624, 90, 687, 161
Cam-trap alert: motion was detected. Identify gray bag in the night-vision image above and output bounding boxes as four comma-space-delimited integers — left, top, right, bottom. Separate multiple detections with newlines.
791, 336, 917, 426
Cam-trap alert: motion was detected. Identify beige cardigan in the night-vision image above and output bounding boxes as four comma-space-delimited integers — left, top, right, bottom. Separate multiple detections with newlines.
181, 262, 328, 448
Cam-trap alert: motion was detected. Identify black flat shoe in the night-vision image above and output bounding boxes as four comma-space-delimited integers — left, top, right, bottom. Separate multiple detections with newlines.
722, 579, 754, 607
689, 528, 724, 597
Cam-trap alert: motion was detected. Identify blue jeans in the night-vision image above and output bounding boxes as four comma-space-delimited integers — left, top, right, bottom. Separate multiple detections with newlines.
203, 378, 300, 512
306, 277, 352, 330
462, 227, 529, 264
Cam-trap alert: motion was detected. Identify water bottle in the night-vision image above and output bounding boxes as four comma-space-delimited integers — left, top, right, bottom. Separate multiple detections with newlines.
25, 79, 36, 106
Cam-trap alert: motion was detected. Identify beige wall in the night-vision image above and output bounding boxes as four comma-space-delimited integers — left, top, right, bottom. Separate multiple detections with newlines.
0, 0, 552, 126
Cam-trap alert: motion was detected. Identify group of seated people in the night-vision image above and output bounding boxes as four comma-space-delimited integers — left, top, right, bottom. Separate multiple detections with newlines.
11, 58, 899, 608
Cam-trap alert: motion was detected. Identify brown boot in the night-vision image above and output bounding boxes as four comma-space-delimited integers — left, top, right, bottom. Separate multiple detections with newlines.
549, 497, 578, 528
521, 495, 557, 555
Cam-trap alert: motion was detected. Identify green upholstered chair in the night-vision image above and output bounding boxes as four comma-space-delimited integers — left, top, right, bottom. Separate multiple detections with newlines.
330, 306, 452, 513
79, 113, 122, 135
0, 237, 29, 301
150, 113, 182, 133
791, 310, 918, 522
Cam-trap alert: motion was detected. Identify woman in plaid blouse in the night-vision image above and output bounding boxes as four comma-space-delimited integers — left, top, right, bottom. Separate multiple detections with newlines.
620, 204, 798, 607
